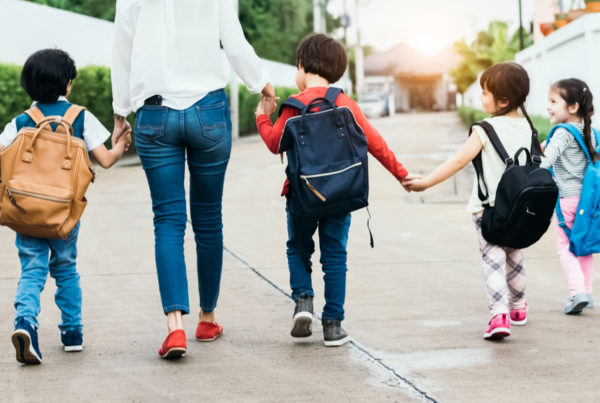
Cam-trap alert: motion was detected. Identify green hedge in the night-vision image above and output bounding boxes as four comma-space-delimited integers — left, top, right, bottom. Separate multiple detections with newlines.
0, 63, 297, 144
458, 106, 552, 142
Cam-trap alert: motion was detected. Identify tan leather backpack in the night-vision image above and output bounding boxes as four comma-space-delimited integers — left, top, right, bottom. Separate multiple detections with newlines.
0, 105, 95, 239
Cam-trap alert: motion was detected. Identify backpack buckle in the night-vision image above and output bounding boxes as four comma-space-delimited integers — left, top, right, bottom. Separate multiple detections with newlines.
505, 158, 514, 166
532, 155, 542, 165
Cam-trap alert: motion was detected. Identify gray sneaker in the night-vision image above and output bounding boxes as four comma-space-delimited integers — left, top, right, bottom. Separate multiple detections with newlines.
291, 293, 313, 338
322, 319, 350, 347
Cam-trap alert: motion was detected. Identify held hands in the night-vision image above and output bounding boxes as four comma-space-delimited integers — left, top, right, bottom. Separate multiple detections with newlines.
256, 82, 279, 117
116, 129, 132, 152
402, 173, 429, 192
112, 115, 131, 148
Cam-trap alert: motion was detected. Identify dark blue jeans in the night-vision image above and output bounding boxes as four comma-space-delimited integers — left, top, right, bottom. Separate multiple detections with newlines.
14, 222, 81, 331
134, 89, 232, 315
286, 203, 351, 320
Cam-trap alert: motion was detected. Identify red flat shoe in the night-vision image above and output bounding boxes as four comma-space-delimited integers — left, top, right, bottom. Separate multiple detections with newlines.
158, 329, 187, 359
195, 322, 223, 341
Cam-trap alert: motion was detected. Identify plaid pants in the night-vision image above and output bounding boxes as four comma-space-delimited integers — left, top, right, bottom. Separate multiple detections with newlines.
473, 213, 527, 316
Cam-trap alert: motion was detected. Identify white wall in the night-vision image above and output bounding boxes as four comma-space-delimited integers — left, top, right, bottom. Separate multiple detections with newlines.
0, 0, 298, 88
516, 13, 600, 125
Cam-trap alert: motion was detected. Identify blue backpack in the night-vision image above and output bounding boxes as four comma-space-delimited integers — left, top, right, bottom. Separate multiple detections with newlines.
278, 87, 370, 221
546, 124, 600, 256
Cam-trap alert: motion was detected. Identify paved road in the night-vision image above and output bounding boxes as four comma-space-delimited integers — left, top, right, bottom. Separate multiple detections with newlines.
1, 112, 597, 402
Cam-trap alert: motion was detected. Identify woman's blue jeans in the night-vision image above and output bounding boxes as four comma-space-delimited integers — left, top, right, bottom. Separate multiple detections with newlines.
134, 89, 232, 315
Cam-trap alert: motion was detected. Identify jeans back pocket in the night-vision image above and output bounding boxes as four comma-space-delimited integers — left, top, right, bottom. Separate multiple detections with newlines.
196, 102, 228, 141
135, 106, 168, 143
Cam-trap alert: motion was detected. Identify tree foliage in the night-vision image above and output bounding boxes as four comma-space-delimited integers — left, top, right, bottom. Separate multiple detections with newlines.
450, 21, 534, 95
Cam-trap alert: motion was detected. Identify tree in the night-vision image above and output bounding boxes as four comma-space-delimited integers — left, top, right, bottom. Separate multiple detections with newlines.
450, 21, 534, 97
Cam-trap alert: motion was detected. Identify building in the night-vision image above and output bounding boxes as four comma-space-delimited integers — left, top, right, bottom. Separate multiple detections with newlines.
363, 43, 460, 112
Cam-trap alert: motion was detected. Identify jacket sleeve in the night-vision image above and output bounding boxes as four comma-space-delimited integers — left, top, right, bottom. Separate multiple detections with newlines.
342, 97, 408, 180
256, 107, 297, 154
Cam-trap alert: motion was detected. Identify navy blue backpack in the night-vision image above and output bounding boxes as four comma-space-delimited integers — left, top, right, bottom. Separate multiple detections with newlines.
278, 87, 370, 222
546, 124, 600, 256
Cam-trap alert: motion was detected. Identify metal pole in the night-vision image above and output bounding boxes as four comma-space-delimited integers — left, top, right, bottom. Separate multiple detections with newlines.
230, 0, 240, 139
353, 0, 364, 97
519, 0, 524, 50
314, 0, 325, 32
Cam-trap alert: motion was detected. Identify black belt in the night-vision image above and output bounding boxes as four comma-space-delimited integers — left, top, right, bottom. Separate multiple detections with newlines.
144, 95, 163, 106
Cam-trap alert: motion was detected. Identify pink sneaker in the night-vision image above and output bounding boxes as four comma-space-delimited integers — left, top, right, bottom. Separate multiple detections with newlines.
483, 313, 510, 340
509, 303, 528, 326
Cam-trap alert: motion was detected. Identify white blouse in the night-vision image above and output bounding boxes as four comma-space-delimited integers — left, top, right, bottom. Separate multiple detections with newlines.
111, 0, 269, 116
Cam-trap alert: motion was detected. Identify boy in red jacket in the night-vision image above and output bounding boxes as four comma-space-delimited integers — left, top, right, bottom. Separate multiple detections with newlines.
255, 33, 415, 346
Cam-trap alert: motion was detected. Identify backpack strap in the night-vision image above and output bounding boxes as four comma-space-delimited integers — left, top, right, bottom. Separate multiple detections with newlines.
547, 123, 593, 162
24, 107, 46, 126
470, 121, 512, 205
55, 105, 86, 135
278, 97, 307, 117
324, 87, 343, 105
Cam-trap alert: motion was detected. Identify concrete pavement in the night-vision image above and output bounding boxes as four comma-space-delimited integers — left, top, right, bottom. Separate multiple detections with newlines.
0, 112, 598, 402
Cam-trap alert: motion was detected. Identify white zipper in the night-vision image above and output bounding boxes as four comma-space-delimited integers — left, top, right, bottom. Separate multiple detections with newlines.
7, 188, 69, 203
299, 161, 362, 180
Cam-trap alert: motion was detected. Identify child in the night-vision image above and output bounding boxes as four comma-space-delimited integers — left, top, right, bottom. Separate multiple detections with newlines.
404, 62, 537, 340
255, 33, 415, 347
541, 78, 596, 314
0, 49, 131, 364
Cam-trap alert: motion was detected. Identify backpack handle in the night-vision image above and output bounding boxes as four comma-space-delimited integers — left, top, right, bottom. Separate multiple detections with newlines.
23, 118, 74, 170
299, 97, 344, 134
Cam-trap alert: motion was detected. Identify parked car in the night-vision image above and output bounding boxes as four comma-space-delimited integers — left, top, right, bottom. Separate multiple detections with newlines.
358, 93, 389, 118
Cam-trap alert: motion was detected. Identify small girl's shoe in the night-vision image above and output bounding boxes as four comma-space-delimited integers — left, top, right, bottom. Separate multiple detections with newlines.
483, 313, 510, 340
158, 329, 186, 359
509, 303, 528, 326
195, 322, 223, 341
564, 293, 590, 315
585, 294, 594, 309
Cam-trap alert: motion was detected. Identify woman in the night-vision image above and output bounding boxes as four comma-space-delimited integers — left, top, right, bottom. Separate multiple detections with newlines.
111, 0, 275, 359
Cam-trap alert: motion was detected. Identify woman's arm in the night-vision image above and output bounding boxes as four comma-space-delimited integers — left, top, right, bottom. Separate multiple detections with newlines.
404, 130, 483, 191
219, 0, 269, 94
111, 1, 136, 117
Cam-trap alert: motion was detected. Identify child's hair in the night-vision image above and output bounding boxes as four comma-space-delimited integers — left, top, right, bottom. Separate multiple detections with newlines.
296, 33, 347, 84
480, 62, 541, 153
551, 78, 598, 160
21, 49, 77, 103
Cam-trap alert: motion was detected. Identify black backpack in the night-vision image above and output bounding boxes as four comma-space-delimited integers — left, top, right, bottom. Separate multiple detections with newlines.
279, 88, 369, 220
470, 121, 558, 249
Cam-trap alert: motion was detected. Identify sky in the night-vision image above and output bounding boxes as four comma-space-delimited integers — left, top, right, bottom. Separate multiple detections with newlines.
327, 0, 536, 54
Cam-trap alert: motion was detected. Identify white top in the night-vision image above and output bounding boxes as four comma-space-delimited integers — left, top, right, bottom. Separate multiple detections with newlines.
111, 0, 269, 116
467, 116, 534, 213
0, 97, 110, 152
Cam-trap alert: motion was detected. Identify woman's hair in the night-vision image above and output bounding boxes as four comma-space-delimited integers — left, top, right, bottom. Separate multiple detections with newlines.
552, 78, 597, 160
21, 49, 77, 103
296, 33, 347, 84
480, 62, 541, 153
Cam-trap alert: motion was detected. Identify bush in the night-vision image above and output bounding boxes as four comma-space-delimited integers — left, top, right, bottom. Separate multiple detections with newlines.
457, 106, 552, 142
1, 63, 298, 143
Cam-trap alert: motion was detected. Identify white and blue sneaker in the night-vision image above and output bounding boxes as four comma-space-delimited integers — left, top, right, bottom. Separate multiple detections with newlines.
564, 293, 590, 315
61, 329, 83, 352
12, 318, 42, 364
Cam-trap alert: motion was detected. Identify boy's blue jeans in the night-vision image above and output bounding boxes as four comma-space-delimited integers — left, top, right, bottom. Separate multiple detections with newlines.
14, 222, 82, 331
286, 203, 351, 320
134, 89, 232, 315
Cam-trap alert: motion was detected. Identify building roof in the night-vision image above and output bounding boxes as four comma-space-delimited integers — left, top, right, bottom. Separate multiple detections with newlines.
364, 43, 460, 77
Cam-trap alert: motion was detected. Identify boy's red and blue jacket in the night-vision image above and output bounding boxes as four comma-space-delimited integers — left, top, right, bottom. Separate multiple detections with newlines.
256, 86, 408, 195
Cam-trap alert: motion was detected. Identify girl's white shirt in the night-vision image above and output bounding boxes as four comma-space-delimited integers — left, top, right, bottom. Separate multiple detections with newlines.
111, 0, 269, 116
467, 116, 534, 213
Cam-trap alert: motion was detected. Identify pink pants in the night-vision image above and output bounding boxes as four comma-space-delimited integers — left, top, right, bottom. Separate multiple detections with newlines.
554, 197, 595, 296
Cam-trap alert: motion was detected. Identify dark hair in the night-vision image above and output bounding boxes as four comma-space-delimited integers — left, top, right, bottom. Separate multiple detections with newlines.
552, 78, 597, 160
480, 62, 541, 153
296, 33, 347, 84
21, 49, 77, 103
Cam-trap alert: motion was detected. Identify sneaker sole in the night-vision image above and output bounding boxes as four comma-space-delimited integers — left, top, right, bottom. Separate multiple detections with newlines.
11, 330, 42, 364
160, 347, 186, 359
291, 312, 313, 338
483, 327, 511, 340
64, 345, 84, 352
323, 335, 351, 347
565, 300, 588, 315
196, 329, 223, 342
510, 317, 527, 326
